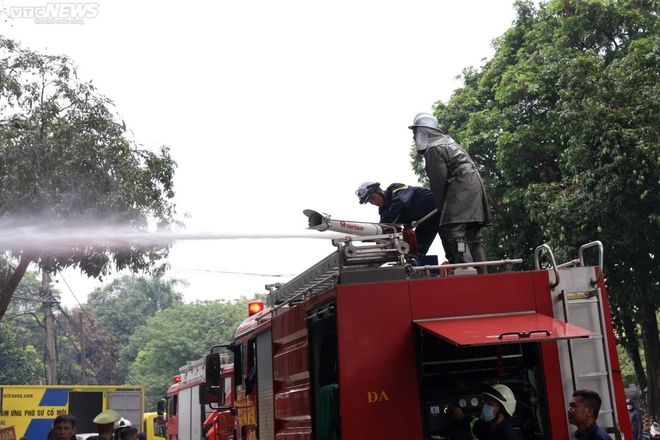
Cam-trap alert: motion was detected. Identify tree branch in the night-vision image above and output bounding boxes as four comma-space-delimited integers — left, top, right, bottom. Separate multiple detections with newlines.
0, 252, 37, 321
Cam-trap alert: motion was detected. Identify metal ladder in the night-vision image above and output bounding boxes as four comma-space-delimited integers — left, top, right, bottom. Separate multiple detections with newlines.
536, 241, 620, 438
266, 233, 408, 308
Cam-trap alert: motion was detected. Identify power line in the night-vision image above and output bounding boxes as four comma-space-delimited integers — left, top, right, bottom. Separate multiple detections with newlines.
52, 312, 100, 382
169, 267, 297, 277
57, 276, 141, 386
56, 303, 141, 386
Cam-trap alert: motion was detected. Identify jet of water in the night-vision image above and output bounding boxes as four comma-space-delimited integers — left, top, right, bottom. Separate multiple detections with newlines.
0, 226, 348, 254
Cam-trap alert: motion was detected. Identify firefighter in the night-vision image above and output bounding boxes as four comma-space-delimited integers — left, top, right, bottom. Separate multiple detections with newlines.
567, 389, 612, 440
408, 113, 492, 273
446, 384, 517, 440
355, 181, 454, 260
114, 418, 132, 440
118, 426, 139, 440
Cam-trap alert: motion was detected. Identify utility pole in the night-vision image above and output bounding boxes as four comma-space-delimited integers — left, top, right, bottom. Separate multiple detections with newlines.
42, 270, 57, 385
79, 312, 87, 385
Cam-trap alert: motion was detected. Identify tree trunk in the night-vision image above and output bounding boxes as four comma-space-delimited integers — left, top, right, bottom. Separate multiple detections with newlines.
642, 298, 660, 419
0, 252, 36, 321
622, 314, 648, 393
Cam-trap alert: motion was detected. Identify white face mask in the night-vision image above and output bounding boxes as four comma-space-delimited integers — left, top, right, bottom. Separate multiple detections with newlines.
628, 405, 633, 410
481, 403, 497, 422
415, 130, 429, 152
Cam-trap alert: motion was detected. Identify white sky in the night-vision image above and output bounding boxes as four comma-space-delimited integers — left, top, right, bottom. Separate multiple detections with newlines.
1, 0, 518, 307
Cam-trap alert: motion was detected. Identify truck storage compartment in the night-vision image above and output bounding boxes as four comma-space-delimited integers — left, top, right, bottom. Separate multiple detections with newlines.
414, 324, 549, 439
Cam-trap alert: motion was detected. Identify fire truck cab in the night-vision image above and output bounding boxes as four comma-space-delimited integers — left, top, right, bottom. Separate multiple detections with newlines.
166, 353, 234, 440
214, 232, 631, 440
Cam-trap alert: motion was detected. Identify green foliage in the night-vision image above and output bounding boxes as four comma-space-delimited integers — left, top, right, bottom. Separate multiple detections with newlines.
0, 36, 181, 320
81, 275, 185, 384
618, 345, 643, 388
0, 323, 38, 383
127, 298, 253, 409
88, 275, 184, 345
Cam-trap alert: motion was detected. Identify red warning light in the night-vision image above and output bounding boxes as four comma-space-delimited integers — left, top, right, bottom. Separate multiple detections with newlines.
248, 301, 264, 316
173, 375, 181, 383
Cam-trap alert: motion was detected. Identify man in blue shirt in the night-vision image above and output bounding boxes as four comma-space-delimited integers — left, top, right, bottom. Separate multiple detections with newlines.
567, 389, 612, 440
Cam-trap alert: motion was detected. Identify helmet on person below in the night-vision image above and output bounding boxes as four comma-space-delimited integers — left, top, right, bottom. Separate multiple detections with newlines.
356, 181, 380, 204
626, 398, 633, 404
408, 112, 440, 131
115, 418, 132, 429
483, 384, 517, 417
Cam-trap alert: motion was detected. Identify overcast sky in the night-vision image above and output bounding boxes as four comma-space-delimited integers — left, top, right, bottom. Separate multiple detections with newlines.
1, 0, 518, 307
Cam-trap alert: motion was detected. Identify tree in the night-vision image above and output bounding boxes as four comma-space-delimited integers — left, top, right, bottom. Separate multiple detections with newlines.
413, 0, 660, 415
0, 36, 180, 321
0, 323, 38, 383
82, 275, 184, 383
4, 271, 60, 383
87, 275, 185, 345
54, 305, 123, 385
127, 298, 253, 409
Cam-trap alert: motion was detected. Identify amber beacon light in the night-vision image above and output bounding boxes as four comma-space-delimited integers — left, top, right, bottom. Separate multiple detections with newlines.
248, 301, 264, 316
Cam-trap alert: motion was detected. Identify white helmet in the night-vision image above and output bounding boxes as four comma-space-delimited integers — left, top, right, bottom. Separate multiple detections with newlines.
355, 181, 380, 204
651, 422, 660, 436
115, 417, 132, 429
484, 384, 516, 417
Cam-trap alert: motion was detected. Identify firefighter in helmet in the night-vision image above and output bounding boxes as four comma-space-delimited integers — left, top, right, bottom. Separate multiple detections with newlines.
114, 418, 132, 440
446, 384, 517, 440
408, 113, 492, 273
355, 181, 453, 261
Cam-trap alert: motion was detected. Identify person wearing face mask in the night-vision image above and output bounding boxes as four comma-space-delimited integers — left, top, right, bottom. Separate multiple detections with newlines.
445, 384, 517, 440
627, 398, 642, 440
409, 112, 492, 274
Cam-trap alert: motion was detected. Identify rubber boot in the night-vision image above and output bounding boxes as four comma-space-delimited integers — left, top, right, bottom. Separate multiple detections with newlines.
470, 243, 488, 274
467, 226, 487, 274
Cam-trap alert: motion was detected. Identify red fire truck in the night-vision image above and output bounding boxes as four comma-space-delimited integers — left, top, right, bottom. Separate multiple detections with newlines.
204, 213, 632, 440
166, 353, 234, 440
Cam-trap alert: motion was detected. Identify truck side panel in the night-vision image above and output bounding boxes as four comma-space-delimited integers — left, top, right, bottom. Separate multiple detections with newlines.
335, 281, 424, 440
257, 331, 275, 439
0, 386, 145, 440
178, 386, 199, 440
272, 303, 311, 439
408, 271, 538, 319
108, 390, 144, 432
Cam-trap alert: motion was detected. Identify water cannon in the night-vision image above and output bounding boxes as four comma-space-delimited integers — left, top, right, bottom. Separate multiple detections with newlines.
303, 209, 398, 236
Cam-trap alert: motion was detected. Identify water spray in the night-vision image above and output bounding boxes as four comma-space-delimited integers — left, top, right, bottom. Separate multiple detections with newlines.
0, 227, 350, 254
0, 210, 397, 254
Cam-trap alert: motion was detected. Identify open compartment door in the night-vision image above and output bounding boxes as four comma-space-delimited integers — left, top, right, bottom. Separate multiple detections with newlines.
416, 312, 595, 347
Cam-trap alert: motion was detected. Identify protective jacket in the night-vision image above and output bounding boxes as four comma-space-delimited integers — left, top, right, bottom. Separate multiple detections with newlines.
378, 183, 436, 225
378, 183, 442, 256
422, 132, 492, 227
464, 416, 517, 440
